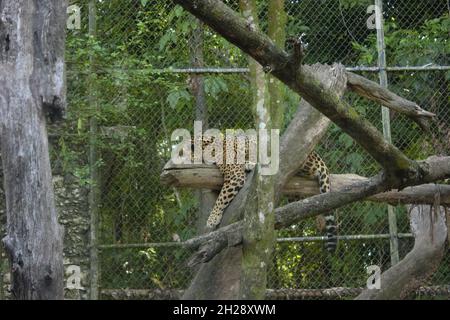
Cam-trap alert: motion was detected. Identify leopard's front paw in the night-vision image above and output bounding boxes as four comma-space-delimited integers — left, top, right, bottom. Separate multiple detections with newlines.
206, 213, 222, 229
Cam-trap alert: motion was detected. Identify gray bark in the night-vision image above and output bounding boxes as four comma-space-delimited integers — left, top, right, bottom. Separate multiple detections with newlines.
182, 171, 256, 299
275, 63, 346, 195
346, 72, 434, 130
0, 0, 67, 299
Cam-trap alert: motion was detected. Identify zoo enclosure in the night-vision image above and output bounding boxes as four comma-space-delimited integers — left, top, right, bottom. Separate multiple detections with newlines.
1, 0, 449, 299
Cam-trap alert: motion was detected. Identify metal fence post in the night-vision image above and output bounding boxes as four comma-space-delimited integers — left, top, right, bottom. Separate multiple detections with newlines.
375, 0, 400, 266
88, 0, 99, 300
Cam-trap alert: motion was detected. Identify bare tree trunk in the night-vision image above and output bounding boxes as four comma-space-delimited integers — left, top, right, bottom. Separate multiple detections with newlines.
356, 205, 448, 300
0, 0, 67, 299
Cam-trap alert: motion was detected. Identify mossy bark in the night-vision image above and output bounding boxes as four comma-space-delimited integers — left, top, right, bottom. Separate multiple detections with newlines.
239, 0, 285, 299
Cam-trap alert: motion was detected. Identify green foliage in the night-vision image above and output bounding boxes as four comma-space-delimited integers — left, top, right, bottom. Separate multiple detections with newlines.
58, 0, 254, 292
354, 14, 449, 67
353, 13, 449, 160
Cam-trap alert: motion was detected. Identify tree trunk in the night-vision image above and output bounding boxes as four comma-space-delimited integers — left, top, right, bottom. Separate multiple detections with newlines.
0, 0, 67, 299
239, 0, 286, 300
182, 171, 257, 299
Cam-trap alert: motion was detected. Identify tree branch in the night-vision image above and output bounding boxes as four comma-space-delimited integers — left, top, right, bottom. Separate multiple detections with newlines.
346, 72, 435, 130
161, 163, 450, 205
275, 172, 388, 228
286, 35, 305, 72
275, 156, 450, 228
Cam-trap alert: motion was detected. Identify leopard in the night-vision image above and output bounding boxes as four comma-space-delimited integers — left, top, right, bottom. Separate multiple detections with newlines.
192, 135, 338, 253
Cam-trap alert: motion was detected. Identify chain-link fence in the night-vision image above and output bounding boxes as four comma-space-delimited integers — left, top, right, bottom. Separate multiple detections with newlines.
0, 0, 449, 299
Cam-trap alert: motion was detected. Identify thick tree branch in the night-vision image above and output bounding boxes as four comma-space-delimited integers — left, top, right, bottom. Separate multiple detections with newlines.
275, 173, 388, 228
181, 169, 257, 298
346, 72, 435, 130
173, 0, 425, 177
161, 163, 450, 205
275, 156, 450, 228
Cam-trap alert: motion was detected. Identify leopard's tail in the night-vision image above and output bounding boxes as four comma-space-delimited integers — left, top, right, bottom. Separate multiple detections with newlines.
324, 213, 338, 253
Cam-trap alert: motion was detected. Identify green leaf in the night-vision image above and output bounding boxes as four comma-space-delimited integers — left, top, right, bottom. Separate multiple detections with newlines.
339, 134, 354, 149
167, 90, 191, 109
158, 32, 172, 51
167, 91, 180, 109
140, 0, 148, 6
174, 5, 184, 17
347, 153, 364, 171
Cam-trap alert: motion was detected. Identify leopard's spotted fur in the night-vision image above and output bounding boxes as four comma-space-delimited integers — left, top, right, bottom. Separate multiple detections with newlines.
194, 136, 337, 253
